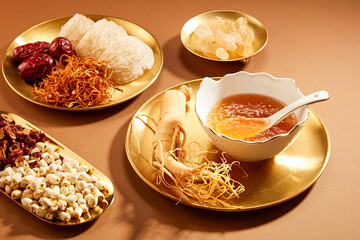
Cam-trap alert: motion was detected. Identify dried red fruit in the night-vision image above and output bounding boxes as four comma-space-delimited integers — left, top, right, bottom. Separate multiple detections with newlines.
13, 41, 50, 62
8, 149, 23, 159
0, 129, 4, 140
49, 37, 76, 59
31, 151, 41, 159
9, 142, 21, 152
0, 146, 6, 161
22, 146, 30, 155
17, 53, 55, 81
3, 125, 16, 139
0, 114, 48, 170
14, 157, 24, 167
25, 136, 36, 147
28, 160, 38, 168
0, 114, 14, 124
15, 128, 31, 140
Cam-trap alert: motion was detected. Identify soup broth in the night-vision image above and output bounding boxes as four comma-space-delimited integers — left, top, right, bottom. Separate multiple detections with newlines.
206, 93, 297, 142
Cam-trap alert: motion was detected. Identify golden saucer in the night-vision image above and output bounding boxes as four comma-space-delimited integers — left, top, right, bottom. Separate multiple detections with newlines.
125, 79, 330, 211
1, 15, 163, 111
0, 111, 115, 225
180, 10, 268, 63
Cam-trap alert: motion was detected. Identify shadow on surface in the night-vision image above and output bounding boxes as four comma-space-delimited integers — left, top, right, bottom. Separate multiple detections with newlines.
162, 35, 248, 80
0, 87, 136, 127
109, 117, 312, 239
125, 153, 311, 232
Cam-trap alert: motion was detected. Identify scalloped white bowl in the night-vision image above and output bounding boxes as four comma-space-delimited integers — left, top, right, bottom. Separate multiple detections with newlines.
195, 71, 309, 162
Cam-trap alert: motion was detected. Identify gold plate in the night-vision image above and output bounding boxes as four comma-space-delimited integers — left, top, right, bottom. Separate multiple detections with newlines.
1, 15, 163, 111
125, 80, 330, 211
0, 111, 115, 224
180, 10, 268, 63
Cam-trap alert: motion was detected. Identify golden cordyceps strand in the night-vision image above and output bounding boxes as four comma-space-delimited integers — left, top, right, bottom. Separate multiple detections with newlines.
33, 54, 121, 108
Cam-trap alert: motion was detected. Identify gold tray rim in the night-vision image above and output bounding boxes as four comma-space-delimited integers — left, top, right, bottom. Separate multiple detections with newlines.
0, 111, 115, 225
125, 79, 331, 212
1, 14, 164, 111
180, 10, 269, 62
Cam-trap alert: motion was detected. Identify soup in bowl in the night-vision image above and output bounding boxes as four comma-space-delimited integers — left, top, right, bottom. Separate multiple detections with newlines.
195, 71, 309, 162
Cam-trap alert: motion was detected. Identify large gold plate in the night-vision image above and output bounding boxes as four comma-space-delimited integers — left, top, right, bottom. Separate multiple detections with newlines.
180, 10, 268, 63
0, 111, 115, 224
125, 80, 330, 211
1, 15, 163, 111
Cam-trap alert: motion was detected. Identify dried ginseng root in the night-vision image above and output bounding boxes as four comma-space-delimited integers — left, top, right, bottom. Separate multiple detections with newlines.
135, 86, 245, 208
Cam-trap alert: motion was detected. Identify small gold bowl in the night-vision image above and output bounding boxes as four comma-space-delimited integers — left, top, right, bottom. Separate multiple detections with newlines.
180, 10, 268, 63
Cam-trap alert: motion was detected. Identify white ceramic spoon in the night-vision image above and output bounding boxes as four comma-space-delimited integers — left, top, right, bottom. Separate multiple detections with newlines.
214, 90, 330, 140
264, 90, 329, 129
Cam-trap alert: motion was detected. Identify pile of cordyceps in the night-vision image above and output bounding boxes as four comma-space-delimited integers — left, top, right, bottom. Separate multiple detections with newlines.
0, 114, 47, 170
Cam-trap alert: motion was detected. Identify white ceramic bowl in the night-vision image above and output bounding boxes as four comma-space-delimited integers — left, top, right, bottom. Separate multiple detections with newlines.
195, 71, 309, 162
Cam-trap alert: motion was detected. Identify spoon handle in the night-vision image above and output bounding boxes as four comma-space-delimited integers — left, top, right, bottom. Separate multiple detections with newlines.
268, 90, 330, 127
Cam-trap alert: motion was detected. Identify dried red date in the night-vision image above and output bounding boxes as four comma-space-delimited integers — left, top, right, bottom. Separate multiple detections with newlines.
14, 157, 24, 167
0, 114, 48, 170
49, 37, 76, 59
17, 53, 55, 81
13, 41, 50, 62
15, 128, 31, 140
30, 131, 41, 141
0, 114, 14, 124
28, 160, 38, 168
31, 151, 41, 158
3, 125, 16, 139
9, 143, 21, 152
8, 149, 23, 159
0, 129, 4, 139
25, 136, 36, 147
22, 146, 30, 155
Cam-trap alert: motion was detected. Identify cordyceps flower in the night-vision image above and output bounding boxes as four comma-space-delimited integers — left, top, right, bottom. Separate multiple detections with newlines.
33, 54, 121, 108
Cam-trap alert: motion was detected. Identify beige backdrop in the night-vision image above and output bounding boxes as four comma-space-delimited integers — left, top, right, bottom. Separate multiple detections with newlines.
0, 0, 359, 239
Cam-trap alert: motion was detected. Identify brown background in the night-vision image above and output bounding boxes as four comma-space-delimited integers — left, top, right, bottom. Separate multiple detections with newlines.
0, 0, 359, 239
